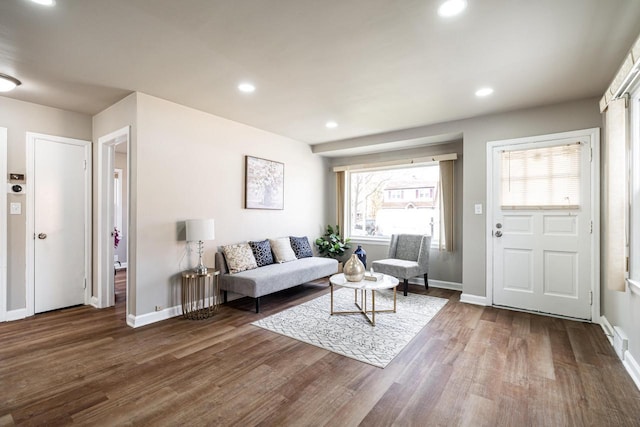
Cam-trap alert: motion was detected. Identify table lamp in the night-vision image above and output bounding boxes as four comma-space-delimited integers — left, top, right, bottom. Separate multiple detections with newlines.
186, 219, 215, 274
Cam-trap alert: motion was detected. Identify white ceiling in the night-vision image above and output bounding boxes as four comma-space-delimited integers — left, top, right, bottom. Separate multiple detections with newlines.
1, 0, 639, 147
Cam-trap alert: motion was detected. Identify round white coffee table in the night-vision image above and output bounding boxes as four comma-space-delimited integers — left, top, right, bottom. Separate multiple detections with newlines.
329, 273, 399, 326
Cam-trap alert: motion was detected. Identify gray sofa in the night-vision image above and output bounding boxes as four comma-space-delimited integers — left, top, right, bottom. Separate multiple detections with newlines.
214, 252, 338, 313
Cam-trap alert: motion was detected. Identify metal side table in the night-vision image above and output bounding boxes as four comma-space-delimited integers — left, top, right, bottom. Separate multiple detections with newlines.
181, 269, 220, 319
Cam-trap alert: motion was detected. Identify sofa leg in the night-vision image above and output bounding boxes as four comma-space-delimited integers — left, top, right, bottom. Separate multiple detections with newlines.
223, 291, 228, 304
255, 297, 260, 313
424, 273, 429, 290
403, 279, 409, 296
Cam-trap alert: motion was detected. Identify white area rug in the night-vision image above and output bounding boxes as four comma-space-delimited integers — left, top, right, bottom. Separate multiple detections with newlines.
252, 288, 448, 368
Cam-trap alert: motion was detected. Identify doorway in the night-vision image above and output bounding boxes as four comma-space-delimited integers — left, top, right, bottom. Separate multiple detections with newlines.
97, 127, 130, 311
26, 133, 92, 315
486, 128, 600, 320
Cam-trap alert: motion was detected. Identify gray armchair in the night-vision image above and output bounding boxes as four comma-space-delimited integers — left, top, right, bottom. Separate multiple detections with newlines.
371, 234, 431, 296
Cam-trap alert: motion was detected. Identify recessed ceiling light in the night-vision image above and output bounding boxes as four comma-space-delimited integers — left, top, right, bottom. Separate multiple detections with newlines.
475, 87, 494, 97
30, 0, 56, 6
325, 121, 338, 129
238, 83, 255, 93
0, 73, 22, 92
438, 0, 467, 17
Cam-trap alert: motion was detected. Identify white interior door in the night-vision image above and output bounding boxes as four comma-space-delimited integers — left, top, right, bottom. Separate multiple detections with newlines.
491, 135, 594, 320
33, 136, 88, 313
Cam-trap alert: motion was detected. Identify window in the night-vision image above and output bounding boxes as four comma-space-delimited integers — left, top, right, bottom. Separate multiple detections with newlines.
500, 143, 581, 208
347, 164, 441, 242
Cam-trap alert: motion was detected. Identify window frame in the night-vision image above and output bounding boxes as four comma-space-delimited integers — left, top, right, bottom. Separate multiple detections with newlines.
628, 83, 640, 294
344, 161, 441, 248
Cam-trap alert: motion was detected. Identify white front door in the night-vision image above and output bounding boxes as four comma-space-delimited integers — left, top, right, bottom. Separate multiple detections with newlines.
490, 131, 597, 320
32, 135, 90, 313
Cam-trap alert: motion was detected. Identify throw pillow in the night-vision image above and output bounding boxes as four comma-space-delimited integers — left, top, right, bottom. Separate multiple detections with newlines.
269, 237, 297, 263
289, 236, 313, 258
249, 239, 274, 267
222, 243, 258, 274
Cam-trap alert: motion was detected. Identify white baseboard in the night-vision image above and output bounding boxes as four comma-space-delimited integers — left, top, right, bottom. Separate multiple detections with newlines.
89, 296, 99, 308
6, 308, 27, 321
623, 350, 640, 391
126, 304, 182, 328
599, 315, 615, 345
600, 316, 640, 391
409, 278, 463, 291
460, 293, 489, 306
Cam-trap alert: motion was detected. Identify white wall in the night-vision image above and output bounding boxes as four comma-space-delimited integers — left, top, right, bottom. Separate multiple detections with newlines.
0, 96, 92, 312
322, 97, 603, 298
133, 93, 329, 317
328, 140, 464, 284
92, 93, 137, 311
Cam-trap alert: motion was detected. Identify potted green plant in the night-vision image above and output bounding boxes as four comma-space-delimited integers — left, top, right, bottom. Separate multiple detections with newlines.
315, 225, 351, 263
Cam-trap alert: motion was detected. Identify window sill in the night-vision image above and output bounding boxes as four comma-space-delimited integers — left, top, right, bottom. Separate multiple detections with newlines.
628, 279, 640, 296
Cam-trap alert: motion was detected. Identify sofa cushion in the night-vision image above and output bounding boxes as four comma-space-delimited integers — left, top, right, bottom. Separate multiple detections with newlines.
222, 243, 258, 274
269, 237, 297, 263
219, 257, 339, 298
289, 236, 313, 258
249, 239, 274, 267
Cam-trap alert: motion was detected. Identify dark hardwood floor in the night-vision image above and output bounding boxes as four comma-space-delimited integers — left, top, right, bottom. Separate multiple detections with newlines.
1, 273, 640, 426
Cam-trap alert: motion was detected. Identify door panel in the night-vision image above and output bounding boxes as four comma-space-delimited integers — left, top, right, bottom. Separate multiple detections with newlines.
492, 137, 592, 320
34, 137, 86, 313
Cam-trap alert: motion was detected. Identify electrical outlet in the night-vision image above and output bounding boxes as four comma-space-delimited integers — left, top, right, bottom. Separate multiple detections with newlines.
155, 305, 163, 312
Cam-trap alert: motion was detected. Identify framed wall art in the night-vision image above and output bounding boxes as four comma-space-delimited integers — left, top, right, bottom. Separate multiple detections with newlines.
245, 155, 284, 210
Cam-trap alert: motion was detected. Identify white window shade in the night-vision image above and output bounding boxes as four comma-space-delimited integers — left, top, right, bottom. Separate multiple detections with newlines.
501, 143, 581, 209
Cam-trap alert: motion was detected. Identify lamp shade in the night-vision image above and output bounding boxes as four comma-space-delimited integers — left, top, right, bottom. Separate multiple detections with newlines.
186, 219, 215, 241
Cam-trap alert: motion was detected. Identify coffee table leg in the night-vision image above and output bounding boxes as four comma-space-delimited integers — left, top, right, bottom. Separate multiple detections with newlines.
372, 290, 376, 326
330, 284, 334, 315
393, 286, 397, 313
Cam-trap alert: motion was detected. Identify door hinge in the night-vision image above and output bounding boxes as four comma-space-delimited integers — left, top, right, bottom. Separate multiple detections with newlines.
590, 221, 593, 234
84, 278, 87, 289
590, 147, 593, 162
83, 160, 87, 170
590, 290, 593, 305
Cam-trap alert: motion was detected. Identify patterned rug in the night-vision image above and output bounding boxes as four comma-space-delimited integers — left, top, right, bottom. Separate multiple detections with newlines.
252, 288, 448, 368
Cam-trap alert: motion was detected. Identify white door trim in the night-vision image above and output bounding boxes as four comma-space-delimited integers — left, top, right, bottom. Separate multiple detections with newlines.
96, 126, 129, 310
0, 127, 7, 322
486, 128, 600, 321
26, 132, 92, 317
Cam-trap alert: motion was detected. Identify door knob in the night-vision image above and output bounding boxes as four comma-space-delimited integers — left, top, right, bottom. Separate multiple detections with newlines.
495, 230, 503, 238
496, 223, 502, 229
38, 233, 47, 239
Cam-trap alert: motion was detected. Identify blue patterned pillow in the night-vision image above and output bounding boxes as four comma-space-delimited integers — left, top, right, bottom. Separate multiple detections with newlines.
249, 239, 274, 267
289, 236, 313, 258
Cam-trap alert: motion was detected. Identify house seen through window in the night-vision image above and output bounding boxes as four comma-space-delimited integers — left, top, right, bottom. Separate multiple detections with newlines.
348, 164, 441, 243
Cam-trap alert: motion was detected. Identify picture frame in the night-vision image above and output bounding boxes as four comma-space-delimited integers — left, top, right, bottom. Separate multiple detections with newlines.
245, 155, 284, 210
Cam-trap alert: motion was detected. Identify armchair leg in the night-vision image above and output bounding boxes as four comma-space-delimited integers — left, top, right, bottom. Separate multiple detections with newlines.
255, 297, 260, 313
424, 273, 429, 290
403, 279, 409, 296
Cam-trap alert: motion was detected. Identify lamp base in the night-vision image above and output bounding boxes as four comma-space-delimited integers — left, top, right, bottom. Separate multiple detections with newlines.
194, 240, 208, 274
194, 265, 208, 275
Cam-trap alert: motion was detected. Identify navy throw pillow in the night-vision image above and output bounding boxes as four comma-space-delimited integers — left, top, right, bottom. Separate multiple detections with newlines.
249, 239, 274, 267
289, 236, 313, 258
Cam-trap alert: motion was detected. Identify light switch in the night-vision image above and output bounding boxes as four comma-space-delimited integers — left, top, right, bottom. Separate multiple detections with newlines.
10, 202, 21, 215
474, 203, 483, 215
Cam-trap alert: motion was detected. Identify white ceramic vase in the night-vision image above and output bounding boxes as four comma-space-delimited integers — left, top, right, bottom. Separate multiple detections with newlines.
344, 253, 365, 282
